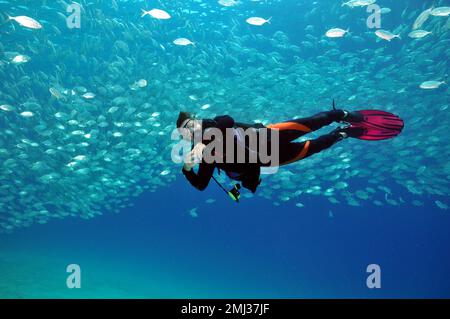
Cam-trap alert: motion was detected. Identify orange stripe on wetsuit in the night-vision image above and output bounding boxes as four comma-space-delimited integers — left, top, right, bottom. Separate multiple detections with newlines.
267, 122, 312, 166
267, 122, 312, 133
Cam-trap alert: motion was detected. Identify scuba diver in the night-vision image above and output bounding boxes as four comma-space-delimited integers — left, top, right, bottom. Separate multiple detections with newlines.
177, 103, 404, 202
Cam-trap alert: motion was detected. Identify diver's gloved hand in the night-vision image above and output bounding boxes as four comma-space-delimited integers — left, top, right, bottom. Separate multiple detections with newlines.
192, 143, 206, 161
183, 143, 207, 171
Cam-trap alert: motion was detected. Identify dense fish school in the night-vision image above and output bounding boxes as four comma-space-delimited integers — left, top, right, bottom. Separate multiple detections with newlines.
0, 0, 449, 232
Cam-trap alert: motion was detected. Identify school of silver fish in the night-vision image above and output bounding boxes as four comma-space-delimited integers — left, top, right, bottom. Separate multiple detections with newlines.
0, 0, 449, 231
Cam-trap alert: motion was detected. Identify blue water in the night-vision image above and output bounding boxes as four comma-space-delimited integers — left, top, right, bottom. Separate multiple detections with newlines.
1, 0, 450, 298
1, 177, 449, 298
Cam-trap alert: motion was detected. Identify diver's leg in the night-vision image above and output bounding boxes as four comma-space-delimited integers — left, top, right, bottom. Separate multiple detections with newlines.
278, 131, 344, 166
267, 110, 346, 143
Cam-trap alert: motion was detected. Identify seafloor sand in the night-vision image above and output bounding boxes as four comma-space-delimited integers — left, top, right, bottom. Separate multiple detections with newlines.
0, 249, 190, 298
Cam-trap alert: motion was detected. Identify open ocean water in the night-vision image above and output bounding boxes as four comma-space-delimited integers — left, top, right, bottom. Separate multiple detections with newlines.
0, 0, 449, 298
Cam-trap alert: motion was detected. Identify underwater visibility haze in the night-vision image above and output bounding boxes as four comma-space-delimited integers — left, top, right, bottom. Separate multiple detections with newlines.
0, 0, 449, 298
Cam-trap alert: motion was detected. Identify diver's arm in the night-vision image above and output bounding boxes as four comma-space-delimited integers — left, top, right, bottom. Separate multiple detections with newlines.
234, 122, 266, 129
182, 162, 215, 191
181, 116, 230, 191
201, 115, 236, 133
213, 115, 235, 130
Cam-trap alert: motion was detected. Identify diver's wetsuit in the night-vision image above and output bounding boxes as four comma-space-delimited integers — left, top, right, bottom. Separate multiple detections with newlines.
182, 110, 346, 193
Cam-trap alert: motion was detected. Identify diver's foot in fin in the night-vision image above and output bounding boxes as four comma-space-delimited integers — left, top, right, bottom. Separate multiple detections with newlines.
345, 109, 404, 141
331, 109, 363, 123
332, 100, 363, 122
342, 110, 364, 123
333, 126, 366, 139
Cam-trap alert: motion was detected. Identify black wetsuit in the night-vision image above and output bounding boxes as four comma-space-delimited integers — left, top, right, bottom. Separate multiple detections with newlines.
182, 110, 346, 193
